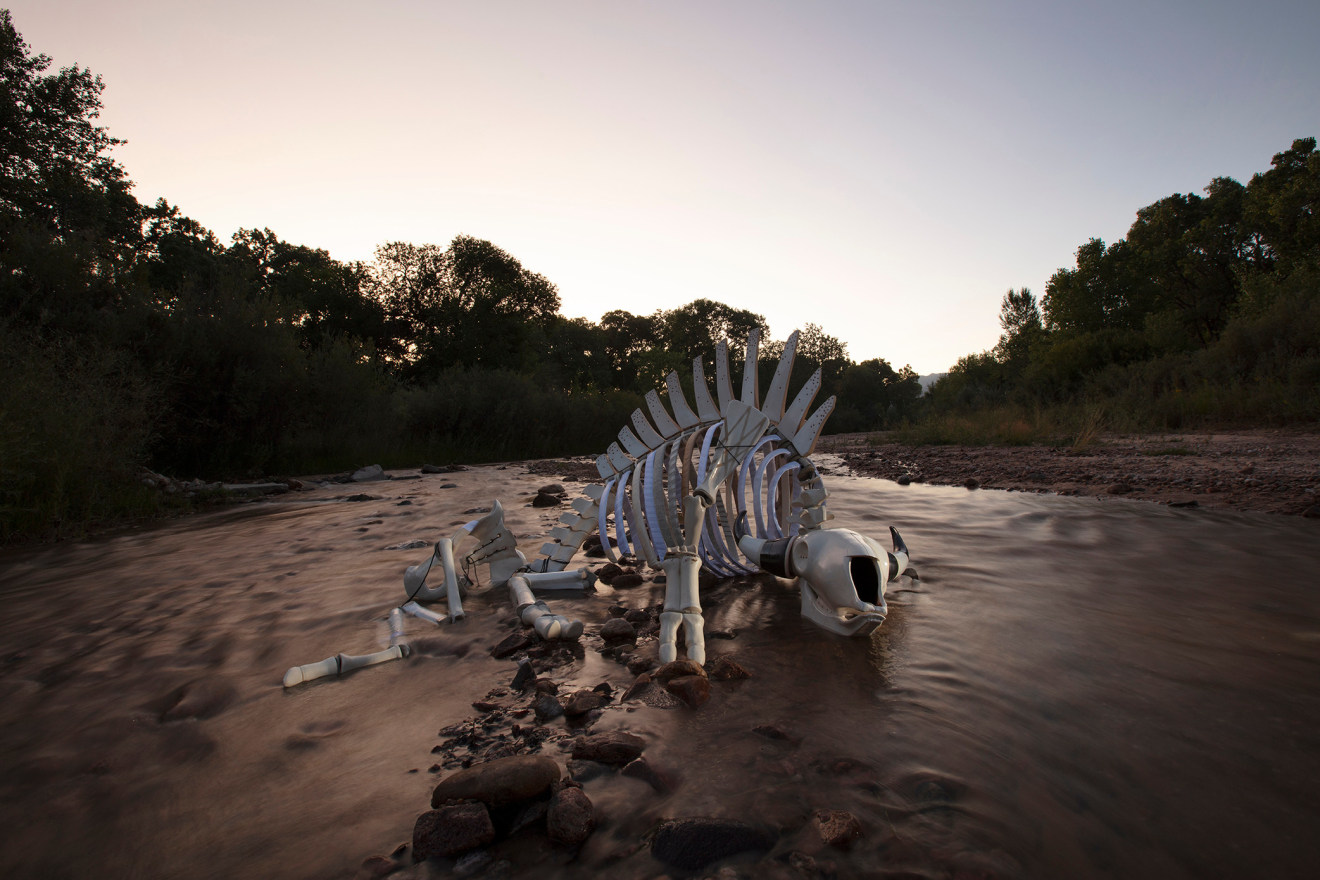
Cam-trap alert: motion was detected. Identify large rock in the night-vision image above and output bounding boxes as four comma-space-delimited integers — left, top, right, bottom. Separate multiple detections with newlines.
650, 817, 776, 870
351, 464, 387, 482
430, 755, 561, 808
546, 786, 595, 845
707, 655, 752, 681
412, 803, 495, 860
598, 618, 636, 643
652, 659, 705, 684
571, 730, 645, 765
562, 689, 608, 716
665, 674, 711, 708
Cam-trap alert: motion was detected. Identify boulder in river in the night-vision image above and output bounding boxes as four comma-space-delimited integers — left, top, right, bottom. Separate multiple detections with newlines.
351, 464, 387, 482
430, 755, 560, 808
571, 730, 645, 765
412, 803, 495, 859
546, 785, 595, 845
650, 817, 776, 870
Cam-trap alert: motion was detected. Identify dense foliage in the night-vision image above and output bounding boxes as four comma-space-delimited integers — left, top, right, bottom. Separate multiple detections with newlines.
928, 137, 1319, 440
0, 11, 920, 541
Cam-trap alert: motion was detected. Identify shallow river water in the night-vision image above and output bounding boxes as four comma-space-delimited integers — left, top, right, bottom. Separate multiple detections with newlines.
1, 460, 1318, 879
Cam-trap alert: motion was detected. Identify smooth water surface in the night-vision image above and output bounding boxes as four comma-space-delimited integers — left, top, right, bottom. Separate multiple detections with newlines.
1, 461, 1317, 879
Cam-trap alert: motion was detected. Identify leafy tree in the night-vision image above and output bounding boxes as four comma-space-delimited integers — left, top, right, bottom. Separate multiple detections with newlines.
368, 235, 560, 379
1, 8, 141, 328
994, 287, 1045, 375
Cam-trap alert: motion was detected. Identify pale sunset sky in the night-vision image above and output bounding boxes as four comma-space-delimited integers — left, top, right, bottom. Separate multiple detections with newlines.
10, 1, 1318, 374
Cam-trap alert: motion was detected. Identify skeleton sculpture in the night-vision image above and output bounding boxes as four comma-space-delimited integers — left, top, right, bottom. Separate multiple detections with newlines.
401, 328, 911, 666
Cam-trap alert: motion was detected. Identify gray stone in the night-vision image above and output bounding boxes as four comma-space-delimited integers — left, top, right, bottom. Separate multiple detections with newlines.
532, 692, 564, 722
352, 464, 387, 482
650, 817, 776, 870
412, 803, 494, 860
430, 755, 560, 808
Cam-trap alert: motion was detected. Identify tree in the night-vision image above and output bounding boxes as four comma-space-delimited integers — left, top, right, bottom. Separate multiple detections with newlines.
1, 9, 141, 327
367, 235, 560, 378
994, 287, 1045, 376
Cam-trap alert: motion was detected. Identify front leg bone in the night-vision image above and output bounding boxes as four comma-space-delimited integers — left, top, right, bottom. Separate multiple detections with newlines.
660, 553, 704, 664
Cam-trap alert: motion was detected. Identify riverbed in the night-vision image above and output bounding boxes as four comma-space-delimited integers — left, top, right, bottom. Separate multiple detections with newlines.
1, 460, 1317, 879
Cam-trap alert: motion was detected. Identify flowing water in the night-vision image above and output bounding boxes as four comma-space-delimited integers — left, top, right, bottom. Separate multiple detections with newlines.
1, 461, 1317, 879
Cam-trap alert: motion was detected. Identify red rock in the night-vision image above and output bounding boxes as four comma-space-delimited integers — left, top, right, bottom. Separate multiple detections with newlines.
546, 785, 595, 845
814, 809, 863, 849
665, 675, 711, 708
412, 803, 494, 860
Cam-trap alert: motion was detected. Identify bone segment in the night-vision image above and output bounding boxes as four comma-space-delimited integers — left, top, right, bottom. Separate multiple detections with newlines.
618, 425, 647, 458
714, 340, 734, 412
401, 600, 447, 625
740, 328, 760, 407
665, 371, 701, 429
761, 330, 798, 423
780, 367, 822, 437
645, 389, 682, 439
691, 357, 722, 423
631, 408, 666, 449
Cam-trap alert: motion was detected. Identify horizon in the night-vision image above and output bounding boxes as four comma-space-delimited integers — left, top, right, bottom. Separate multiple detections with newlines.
9, 0, 1317, 374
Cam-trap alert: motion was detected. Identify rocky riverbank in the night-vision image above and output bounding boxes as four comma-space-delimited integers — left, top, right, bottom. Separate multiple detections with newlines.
815, 428, 1320, 517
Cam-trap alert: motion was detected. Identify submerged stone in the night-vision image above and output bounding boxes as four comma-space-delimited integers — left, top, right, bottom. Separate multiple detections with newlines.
650, 817, 776, 870
430, 755, 560, 808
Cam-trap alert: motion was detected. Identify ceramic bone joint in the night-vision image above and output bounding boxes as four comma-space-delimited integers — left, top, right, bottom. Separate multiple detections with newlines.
530, 328, 913, 661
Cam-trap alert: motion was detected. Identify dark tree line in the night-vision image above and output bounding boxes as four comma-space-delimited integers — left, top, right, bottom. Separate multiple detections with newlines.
0, 10, 918, 540
932, 137, 1320, 427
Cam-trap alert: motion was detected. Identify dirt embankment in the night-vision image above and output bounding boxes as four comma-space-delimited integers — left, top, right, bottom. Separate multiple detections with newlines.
817, 429, 1320, 517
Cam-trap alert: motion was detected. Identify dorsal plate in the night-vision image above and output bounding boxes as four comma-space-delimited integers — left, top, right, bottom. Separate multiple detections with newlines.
645, 390, 681, 439
761, 330, 798, 423
740, 328, 760, 406
665, 371, 700, 429
691, 357, 721, 423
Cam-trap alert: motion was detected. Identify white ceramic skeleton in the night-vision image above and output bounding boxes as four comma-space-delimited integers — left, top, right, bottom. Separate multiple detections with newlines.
403, 329, 911, 666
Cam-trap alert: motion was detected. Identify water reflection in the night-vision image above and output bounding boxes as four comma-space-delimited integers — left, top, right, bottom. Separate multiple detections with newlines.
0, 469, 1317, 879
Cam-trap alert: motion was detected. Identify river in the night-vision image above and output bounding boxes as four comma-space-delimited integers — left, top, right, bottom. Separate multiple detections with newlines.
1, 460, 1317, 879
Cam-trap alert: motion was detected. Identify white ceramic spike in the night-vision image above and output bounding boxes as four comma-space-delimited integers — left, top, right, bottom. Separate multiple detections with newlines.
630, 408, 666, 449
646, 390, 681, 438
740, 328, 760, 406
715, 340, 734, 412
788, 395, 836, 456
762, 330, 798, 423
617, 425, 647, 458
780, 366, 822, 435
691, 357, 721, 423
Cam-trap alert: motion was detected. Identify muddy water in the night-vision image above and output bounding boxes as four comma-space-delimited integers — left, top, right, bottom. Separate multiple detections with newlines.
1, 462, 1318, 879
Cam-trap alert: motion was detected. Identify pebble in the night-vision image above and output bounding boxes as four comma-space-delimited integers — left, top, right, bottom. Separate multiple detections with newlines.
531, 692, 564, 722
610, 572, 645, 589
510, 659, 535, 691
814, 809, 863, 849
430, 755, 560, 808
621, 756, 676, 794
490, 631, 536, 659
562, 690, 608, 716
706, 655, 751, 680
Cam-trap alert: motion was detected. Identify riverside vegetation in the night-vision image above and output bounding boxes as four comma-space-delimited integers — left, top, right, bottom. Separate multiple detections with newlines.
2, 8, 1316, 543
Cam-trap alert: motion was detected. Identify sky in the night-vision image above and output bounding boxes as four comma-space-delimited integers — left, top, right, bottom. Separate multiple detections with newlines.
10, 0, 1318, 375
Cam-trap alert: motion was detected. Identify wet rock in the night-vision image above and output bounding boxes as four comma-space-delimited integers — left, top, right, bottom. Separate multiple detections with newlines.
596, 563, 624, 584
963, 478, 980, 490
626, 655, 656, 675
413, 803, 495, 859
623, 608, 652, 624
599, 618, 636, 643
707, 629, 737, 640
491, 630, 536, 659
653, 659, 706, 684
572, 730, 645, 765
621, 756, 676, 794
357, 855, 399, 878
1106, 482, 1133, 495
352, 464, 387, 482
611, 572, 645, 589
563, 690, 608, 716
539, 483, 566, 495
532, 492, 562, 508
471, 701, 500, 713
706, 655, 751, 681
896, 474, 912, 486
583, 535, 605, 558
532, 693, 564, 722
511, 659, 535, 692
453, 850, 493, 876
650, 817, 776, 870
546, 785, 595, 845
430, 755, 561, 808
665, 674, 711, 708
533, 678, 560, 695
566, 759, 612, 783
814, 809, 862, 849
159, 677, 238, 722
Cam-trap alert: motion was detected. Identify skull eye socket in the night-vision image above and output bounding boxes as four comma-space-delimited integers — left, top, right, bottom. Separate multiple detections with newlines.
849, 556, 881, 605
